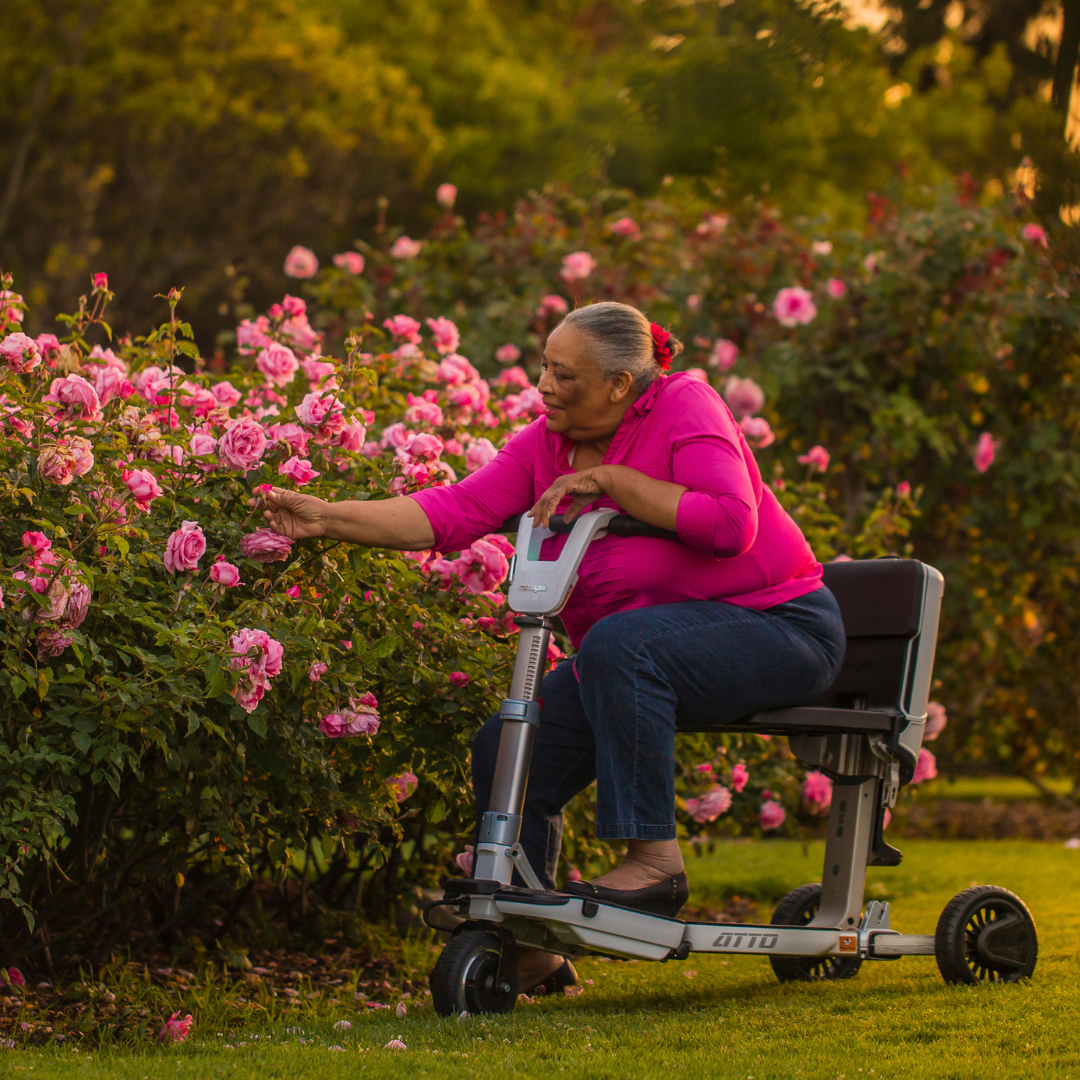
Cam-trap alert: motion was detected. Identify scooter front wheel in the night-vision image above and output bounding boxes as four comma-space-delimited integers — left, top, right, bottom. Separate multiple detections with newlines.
430, 929, 518, 1016
768, 883, 863, 982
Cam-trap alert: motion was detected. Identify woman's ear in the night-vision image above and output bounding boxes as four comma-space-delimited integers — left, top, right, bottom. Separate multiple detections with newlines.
609, 370, 634, 402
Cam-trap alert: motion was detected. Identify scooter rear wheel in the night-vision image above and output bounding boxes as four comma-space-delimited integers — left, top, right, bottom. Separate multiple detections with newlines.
768, 883, 863, 982
430, 929, 518, 1016
934, 885, 1037, 984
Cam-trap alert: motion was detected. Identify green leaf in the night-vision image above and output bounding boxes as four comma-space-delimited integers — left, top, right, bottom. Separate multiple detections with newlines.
10, 677, 26, 700
176, 339, 200, 359
72, 732, 92, 755
368, 635, 399, 659
186, 713, 201, 737
37, 668, 51, 701
427, 799, 447, 825
247, 713, 267, 738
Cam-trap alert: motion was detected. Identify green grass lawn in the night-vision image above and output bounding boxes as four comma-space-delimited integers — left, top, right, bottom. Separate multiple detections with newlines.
7, 839, 1080, 1080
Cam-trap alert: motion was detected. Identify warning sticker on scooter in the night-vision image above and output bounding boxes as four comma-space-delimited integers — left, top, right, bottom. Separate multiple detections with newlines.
710, 932, 779, 950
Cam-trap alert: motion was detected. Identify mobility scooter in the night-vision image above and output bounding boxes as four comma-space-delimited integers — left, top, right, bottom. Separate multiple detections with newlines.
427, 510, 1039, 1015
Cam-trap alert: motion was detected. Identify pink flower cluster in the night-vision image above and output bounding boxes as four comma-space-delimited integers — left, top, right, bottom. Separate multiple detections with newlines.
773, 286, 818, 327
229, 628, 284, 713
801, 771, 832, 814
321, 692, 380, 738
429, 534, 515, 596
163, 521, 206, 574
686, 784, 732, 823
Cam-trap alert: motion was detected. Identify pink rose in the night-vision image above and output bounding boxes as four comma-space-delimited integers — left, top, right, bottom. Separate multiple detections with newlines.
159, 1012, 193, 1043
123, 467, 163, 510
337, 418, 367, 451
278, 455, 320, 485
456, 850, 474, 875
240, 529, 294, 563
708, 339, 738, 371
210, 380, 241, 408
811, 240, 833, 255
189, 431, 217, 459
759, 800, 786, 831
283, 245, 318, 278
924, 701, 947, 741
1022, 223, 1048, 249
345, 692, 380, 735
0, 586, 5, 611
560, 250, 596, 281
37, 629, 74, 660
256, 343, 299, 387
210, 557, 242, 587
686, 784, 732, 823
403, 393, 443, 427
380, 422, 413, 450
332, 251, 365, 274
91, 364, 133, 404
465, 437, 498, 473
911, 747, 938, 784
827, 278, 848, 299
495, 343, 521, 364
973, 432, 995, 473
685, 367, 708, 382
740, 416, 775, 449
320, 713, 348, 738
801, 771, 832, 814
22, 531, 51, 558
797, 445, 830, 472
308, 660, 328, 682
92, 272, 109, 290
38, 437, 93, 485
436, 182, 457, 207
388, 771, 418, 803
492, 366, 531, 389
217, 416, 267, 472
687, 294, 702, 312
504, 386, 544, 420
163, 521, 207, 574
285, 585, 301, 598
724, 376, 765, 419
402, 432, 443, 463
773, 286, 818, 327
264, 421, 311, 456
46, 374, 102, 422
236, 317, 272, 355
436, 353, 480, 386
297, 391, 344, 431
0, 332, 40, 374
36, 333, 61, 359
896, 481, 911, 497
449, 671, 470, 687
230, 627, 284, 712
7, 968, 25, 987
300, 357, 336, 385
383, 314, 421, 343
426, 316, 460, 355
730, 762, 749, 793
281, 294, 305, 318
389, 236, 422, 259
61, 581, 91, 629
456, 537, 510, 594
537, 294, 568, 316
696, 213, 728, 237
610, 216, 640, 237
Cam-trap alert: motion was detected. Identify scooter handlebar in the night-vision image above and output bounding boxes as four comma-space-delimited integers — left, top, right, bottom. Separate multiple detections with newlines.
496, 512, 677, 541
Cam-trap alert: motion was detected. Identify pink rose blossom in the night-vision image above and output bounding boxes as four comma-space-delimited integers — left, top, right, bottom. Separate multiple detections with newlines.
36, 333, 61, 359
436, 182, 458, 207
61, 581, 91, 629
389, 235, 422, 259
300, 357, 337, 385
229, 627, 284, 713
210, 557, 242, 587
685, 367, 708, 382
437, 353, 480, 386
163, 521, 206, 574
264, 422, 311, 456
492, 366, 531, 389
730, 762, 749, 793
687, 294, 702, 312
189, 431, 217, 459
345, 692, 380, 735
285, 585, 301, 598
465, 437, 498, 472
724, 376, 765, 419
37, 629, 74, 660
388, 771, 418, 803
1022, 223, 1048, 249
759, 800, 786, 831
449, 671, 470, 687
297, 391, 344, 434
495, 343, 522, 364
708, 339, 738, 371
123, 467, 163, 510
6, 968, 25, 987
332, 251, 365, 274
773, 286, 818, 327
797, 445, 830, 472
610, 216, 640, 237
403, 393, 444, 427
22, 531, 51, 558
538, 294, 569, 316
217, 416, 267, 472
280, 294, 305, 318
91, 364, 133, 403
337, 418, 367, 451
812, 240, 833, 255
210, 380, 241, 408
320, 713, 348, 738
240, 529, 294, 563
456, 850, 474, 875
896, 481, 911, 497
0, 586, 5, 610
827, 278, 848, 299
696, 213, 729, 237
801, 771, 833, 813
566, 867, 582, 883
560, 251, 596, 281
38, 437, 94, 485
696, 763, 713, 774
45, 374, 102, 422
278, 455, 320, 485
256, 342, 300, 387
0, 333, 40, 373
427, 316, 460, 354
383, 314, 422, 343
380, 422, 413, 450
973, 432, 995, 473
283, 245, 318, 278
455, 537, 510, 594
308, 661, 328, 682
911, 747, 938, 784
924, 701, 947, 741
402, 432, 443, 463
740, 416, 775, 449
92, 272, 109, 290
686, 784, 733, 823
159, 1012, 193, 1043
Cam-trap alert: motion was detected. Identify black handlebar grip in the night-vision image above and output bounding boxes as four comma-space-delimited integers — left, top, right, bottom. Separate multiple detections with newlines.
547, 513, 677, 541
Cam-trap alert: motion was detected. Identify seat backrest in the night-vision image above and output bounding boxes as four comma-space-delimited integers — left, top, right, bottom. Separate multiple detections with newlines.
814, 558, 941, 719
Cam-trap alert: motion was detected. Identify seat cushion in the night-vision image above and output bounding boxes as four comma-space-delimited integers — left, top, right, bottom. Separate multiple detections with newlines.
822, 559, 924, 639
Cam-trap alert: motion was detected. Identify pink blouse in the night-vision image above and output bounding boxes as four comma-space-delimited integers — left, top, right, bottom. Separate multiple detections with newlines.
409, 372, 822, 647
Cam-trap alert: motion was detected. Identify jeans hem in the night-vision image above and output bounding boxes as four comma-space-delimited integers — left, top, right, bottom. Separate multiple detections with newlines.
596, 823, 677, 841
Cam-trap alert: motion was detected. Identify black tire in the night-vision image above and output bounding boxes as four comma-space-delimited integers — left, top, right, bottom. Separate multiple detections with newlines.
768, 883, 863, 983
934, 886, 1038, 985
429, 929, 518, 1016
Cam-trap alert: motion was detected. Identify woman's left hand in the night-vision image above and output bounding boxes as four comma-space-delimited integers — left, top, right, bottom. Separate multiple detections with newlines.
529, 467, 608, 528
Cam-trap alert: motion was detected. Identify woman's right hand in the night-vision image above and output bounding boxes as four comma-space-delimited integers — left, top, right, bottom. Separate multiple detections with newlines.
248, 487, 329, 540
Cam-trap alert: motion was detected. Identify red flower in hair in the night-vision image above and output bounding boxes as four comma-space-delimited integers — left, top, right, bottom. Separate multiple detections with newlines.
649, 322, 672, 371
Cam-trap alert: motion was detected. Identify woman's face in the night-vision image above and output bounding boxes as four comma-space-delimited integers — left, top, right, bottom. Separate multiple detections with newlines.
538, 323, 636, 443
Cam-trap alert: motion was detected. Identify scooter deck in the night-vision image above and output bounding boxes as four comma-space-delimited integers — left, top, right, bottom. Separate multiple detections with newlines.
479, 889, 933, 962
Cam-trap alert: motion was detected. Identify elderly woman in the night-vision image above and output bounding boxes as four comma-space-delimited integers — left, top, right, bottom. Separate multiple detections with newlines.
257, 301, 845, 993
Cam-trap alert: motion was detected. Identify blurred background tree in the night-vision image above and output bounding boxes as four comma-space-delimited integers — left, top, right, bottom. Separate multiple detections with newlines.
0, 1, 1076, 343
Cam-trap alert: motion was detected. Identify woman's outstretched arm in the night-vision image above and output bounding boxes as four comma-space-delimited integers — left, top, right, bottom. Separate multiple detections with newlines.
252, 487, 436, 550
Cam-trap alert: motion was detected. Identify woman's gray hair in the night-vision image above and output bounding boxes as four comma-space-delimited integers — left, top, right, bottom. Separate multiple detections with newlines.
563, 301, 683, 391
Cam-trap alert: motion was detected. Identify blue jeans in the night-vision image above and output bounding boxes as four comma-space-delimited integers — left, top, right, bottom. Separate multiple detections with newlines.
471, 587, 846, 889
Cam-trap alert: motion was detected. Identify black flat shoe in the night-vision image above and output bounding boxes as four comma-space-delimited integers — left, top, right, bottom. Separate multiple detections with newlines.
525, 958, 578, 996
564, 871, 689, 919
